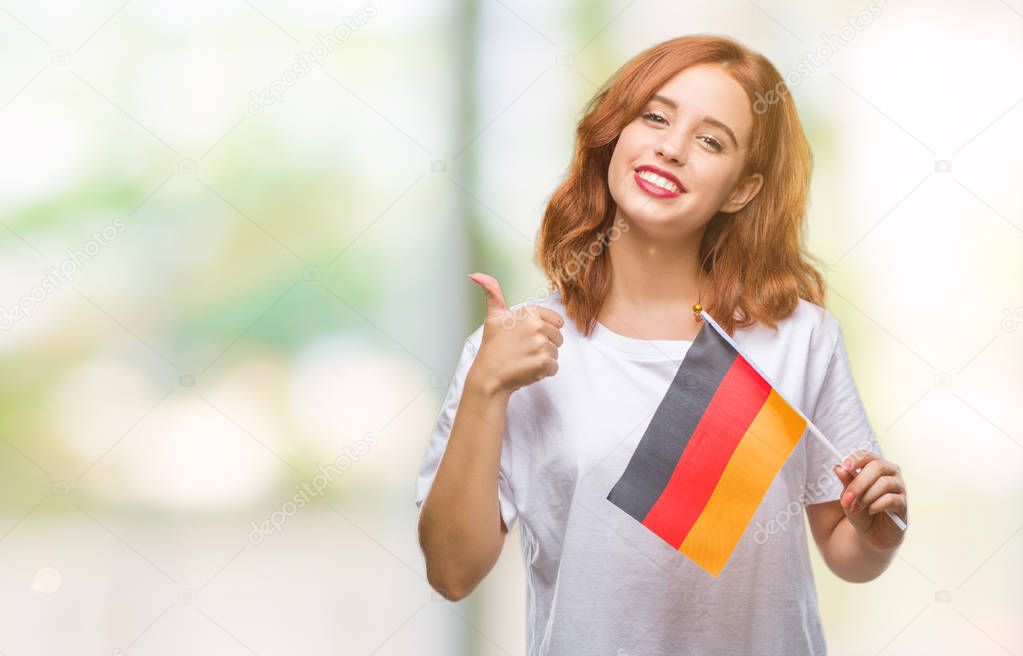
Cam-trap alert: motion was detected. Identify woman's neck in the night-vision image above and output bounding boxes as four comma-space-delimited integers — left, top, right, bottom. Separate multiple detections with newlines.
596, 220, 709, 341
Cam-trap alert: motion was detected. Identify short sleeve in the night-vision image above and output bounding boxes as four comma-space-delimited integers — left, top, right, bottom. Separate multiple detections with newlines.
803, 320, 883, 505
414, 332, 518, 531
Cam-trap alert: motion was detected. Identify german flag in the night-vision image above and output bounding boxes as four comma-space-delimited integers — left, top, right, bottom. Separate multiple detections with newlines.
607, 310, 808, 576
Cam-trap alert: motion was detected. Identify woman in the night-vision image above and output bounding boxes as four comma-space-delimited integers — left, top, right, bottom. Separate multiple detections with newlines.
416, 33, 908, 655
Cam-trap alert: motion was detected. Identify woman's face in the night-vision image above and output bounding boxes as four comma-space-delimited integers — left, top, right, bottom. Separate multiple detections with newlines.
607, 63, 763, 237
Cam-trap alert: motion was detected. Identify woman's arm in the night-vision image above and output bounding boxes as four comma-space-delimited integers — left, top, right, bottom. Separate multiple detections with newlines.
417, 273, 564, 601
806, 451, 908, 583
806, 499, 898, 582
418, 371, 513, 601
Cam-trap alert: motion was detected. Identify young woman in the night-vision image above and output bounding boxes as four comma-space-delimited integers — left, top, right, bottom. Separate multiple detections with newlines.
416, 34, 908, 655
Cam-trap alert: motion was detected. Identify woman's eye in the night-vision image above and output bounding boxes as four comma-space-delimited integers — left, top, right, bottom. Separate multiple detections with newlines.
699, 136, 723, 152
642, 112, 723, 153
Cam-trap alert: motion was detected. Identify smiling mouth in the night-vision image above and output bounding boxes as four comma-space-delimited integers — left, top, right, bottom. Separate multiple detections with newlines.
633, 167, 685, 198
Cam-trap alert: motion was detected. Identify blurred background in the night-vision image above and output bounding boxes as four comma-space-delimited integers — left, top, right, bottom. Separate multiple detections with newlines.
0, 0, 1020, 654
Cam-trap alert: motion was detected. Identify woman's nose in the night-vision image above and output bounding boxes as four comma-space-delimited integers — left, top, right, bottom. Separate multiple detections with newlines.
655, 137, 686, 165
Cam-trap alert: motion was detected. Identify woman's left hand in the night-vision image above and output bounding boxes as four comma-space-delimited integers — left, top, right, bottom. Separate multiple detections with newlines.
833, 450, 908, 551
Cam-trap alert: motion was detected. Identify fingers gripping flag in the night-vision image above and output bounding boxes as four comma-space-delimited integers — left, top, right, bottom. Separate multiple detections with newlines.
607, 310, 808, 577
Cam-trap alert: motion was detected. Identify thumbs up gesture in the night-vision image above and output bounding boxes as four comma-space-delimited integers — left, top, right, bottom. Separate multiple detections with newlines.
466, 273, 565, 396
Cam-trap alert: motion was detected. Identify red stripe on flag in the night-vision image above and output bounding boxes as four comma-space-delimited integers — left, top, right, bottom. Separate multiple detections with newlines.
640, 356, 772, 547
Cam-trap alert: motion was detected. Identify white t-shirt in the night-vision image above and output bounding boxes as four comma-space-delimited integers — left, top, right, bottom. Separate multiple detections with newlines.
415, 289, 882, 655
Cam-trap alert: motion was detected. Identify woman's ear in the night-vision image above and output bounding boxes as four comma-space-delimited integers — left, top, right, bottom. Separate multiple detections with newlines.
720, 172, 764, 214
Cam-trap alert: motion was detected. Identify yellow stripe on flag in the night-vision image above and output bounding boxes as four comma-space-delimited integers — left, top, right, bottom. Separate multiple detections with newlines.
679, 389, 807, 575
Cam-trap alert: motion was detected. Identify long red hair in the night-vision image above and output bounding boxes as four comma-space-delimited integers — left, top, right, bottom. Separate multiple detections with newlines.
535, 34, 826, 336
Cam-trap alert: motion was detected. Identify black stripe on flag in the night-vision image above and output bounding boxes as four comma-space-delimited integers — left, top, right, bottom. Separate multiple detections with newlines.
606, 320, 738, 522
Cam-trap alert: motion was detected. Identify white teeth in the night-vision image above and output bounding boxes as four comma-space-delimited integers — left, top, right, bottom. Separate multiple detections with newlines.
637, 170, 681, 193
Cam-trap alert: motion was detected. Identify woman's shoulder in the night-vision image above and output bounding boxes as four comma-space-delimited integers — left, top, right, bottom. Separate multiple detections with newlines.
789, 297, 840, 348
736, 296, 840, 357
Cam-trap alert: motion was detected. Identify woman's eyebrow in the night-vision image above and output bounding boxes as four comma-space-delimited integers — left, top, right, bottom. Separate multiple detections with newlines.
649, 93, 739, 148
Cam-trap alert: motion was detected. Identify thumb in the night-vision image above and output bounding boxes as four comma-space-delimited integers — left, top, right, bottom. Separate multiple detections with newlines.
467, 272, 508, 317
832, 463, 853, 489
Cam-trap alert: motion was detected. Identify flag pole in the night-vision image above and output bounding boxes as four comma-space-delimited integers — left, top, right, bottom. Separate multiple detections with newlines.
699, 310, 907, 532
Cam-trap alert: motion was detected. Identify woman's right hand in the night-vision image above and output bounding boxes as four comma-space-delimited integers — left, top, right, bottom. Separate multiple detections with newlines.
466, 272, 565, 396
